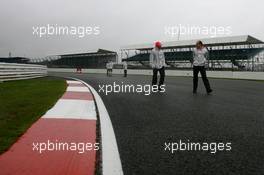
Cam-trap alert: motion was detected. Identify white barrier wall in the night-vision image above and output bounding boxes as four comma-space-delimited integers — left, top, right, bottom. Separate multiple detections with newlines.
0, 63, 47, 82
48, 68, 264, 81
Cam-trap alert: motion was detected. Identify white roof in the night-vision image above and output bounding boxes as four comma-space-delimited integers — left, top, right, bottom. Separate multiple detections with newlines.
121, 35, 263, 50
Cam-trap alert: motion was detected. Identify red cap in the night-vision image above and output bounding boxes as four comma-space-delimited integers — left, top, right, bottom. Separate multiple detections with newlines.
155, 41, 162, 48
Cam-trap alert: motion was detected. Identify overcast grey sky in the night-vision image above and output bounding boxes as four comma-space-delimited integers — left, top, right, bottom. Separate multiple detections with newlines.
0, 0, 263, 58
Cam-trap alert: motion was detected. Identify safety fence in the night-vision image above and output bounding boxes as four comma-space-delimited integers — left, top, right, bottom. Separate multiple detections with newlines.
0, 63, 47, 82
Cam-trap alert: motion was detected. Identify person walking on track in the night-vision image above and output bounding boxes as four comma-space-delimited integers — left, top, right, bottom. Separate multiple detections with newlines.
106, 61, 113, 77
106, 62, 110, 76
192, 40, 213, 94
123, 61, 127, 77
149, 41, 166, 91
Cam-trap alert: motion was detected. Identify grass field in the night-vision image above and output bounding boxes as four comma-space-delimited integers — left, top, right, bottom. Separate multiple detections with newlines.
0, 77, 66, 154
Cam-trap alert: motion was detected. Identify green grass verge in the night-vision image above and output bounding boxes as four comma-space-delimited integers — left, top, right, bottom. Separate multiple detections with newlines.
0, 77, 66, 154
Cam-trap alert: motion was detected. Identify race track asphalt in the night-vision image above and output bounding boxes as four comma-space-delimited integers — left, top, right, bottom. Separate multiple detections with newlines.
49, 72, 264, 175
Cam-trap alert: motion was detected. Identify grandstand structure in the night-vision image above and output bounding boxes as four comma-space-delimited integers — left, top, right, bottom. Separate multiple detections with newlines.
121, 35, 264, 71
44, 49, 117, 68
0, 57, 29, 64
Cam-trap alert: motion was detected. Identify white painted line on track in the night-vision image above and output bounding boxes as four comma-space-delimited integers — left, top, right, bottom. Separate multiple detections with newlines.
69, 77, 123, 175
66, 80, 82, 84
43, 99, 96, 120
66, 86, 90, 92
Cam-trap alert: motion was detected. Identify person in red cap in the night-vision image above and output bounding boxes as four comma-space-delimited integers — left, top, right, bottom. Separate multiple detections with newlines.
149, 41, 166, 91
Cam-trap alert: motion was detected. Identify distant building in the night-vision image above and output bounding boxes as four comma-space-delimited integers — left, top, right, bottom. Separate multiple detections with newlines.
47, 49, 117, 68
0, 57, 30, 64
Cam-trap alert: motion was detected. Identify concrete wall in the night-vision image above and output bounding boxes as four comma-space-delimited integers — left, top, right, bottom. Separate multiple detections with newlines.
48, 68, 264, 80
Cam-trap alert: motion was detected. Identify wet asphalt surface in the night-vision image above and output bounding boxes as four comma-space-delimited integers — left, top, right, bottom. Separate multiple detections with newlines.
50, 72, 264, 175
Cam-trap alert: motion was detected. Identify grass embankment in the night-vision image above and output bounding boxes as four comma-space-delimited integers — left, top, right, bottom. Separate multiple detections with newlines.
0, 77, 66, 153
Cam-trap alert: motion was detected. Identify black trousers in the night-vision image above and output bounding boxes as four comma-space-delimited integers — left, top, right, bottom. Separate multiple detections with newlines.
152, 67, 165, 86
193, 66, 212, 92
106, 69, 109, 76
124, 70, 127, 77
107, 69, 112, 76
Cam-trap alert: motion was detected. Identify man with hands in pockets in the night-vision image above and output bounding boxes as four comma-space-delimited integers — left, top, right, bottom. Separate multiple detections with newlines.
149, 41, 166, 91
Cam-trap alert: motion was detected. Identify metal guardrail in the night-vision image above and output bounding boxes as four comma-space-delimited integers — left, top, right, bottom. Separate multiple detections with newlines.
0, 63, 47, 82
